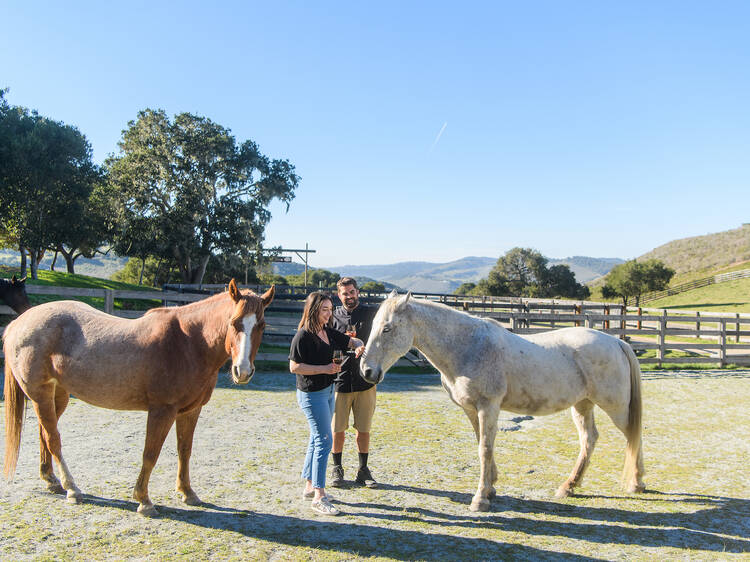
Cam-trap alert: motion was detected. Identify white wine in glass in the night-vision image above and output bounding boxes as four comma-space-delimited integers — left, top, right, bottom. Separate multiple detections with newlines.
332, 350, 344, 365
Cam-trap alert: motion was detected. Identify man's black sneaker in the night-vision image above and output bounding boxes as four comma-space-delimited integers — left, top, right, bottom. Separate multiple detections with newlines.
355, 467, 378, 488
330, 465, 344, 488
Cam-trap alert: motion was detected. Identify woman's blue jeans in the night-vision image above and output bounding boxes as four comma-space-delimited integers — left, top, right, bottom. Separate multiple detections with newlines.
297, 385, 335, 489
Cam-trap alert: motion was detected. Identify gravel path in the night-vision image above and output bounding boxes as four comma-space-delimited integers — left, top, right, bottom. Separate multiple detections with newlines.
1, 370, 749, 560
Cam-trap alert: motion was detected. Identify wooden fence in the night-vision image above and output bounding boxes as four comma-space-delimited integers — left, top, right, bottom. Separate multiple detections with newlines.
640, 268, 750, 304
3, 284, 750, 367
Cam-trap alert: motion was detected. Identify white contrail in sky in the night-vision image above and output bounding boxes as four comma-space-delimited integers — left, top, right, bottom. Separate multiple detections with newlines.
429, 122, 448, 152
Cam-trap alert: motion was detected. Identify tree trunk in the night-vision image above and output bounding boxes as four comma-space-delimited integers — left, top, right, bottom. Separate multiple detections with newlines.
57, 245, 76, 274
188, 255, 211, 285
152, 258, 163, 287
138, 258, 146, 285
19, 245, 27, 278
28, 248, 40, 279
63, 253, 75, 274
51, 250, 58, 271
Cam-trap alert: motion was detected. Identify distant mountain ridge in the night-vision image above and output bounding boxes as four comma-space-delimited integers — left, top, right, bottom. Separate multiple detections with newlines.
1, 248, 623, 294
323, 255, 624, 293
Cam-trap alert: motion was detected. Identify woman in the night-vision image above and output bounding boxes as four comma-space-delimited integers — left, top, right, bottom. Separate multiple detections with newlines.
289, 291, 364, 515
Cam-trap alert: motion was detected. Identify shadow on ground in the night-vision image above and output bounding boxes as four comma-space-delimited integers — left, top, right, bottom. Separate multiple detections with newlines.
80, 494, 594, 561
74, 486, 750, 558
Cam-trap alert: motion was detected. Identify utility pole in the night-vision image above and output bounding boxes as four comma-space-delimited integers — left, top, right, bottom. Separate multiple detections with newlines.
267, 244, 316, 289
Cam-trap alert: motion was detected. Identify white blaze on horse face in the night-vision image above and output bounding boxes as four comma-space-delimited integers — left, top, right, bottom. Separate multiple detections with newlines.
234, 313, 257, 376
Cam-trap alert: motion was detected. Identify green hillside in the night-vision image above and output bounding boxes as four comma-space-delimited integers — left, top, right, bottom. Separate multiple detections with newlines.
643, 276, 750, 312
638, 224, 750, 275
0, 265, 158, 313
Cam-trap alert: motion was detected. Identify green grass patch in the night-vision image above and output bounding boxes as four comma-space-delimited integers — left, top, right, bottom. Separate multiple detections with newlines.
0, 266, 161, 312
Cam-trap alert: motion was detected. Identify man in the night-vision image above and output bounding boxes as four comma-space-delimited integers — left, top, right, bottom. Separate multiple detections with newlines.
328, 277, 379, 488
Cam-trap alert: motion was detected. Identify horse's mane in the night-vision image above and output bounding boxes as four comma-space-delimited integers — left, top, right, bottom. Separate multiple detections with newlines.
408, 297, 507, 332
144, 288, 261, 319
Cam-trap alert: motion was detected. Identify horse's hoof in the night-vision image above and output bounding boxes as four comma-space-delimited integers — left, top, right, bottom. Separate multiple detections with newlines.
181, 492, 202, 506
469, 498, 490, 512
66, 490, 83, 504
137, 503, 159, 517
47, 482, 65, 495
555, 486, 573, 498
626, 483, 646, 494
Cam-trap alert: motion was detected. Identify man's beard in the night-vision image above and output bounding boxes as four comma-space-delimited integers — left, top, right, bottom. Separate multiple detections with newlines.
344, 297, 358, 309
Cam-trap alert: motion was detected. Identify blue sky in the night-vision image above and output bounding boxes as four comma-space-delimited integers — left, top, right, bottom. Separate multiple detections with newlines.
3, 1, 749, 268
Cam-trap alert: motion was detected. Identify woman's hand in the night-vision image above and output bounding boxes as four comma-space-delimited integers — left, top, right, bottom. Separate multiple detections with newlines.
354, 346, 365, 359
324, 362, 342, 375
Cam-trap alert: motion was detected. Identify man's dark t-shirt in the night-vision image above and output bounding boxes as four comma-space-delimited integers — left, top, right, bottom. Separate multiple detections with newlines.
330, 304, 377, 393
289, 327, 350, 392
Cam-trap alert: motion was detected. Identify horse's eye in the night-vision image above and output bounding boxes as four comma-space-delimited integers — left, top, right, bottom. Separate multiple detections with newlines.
257, 321, 266, 331
382, 325, 391, 333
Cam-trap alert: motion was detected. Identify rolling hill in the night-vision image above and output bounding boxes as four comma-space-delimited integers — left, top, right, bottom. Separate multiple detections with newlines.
637, 224, 750, 275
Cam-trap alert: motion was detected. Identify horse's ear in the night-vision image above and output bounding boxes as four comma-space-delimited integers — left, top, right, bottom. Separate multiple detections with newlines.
228, 279, 241, 302
11, 275, 25, 285
396, 291, 412, 310
261, 285, 275, 308
388, 289, 398, 299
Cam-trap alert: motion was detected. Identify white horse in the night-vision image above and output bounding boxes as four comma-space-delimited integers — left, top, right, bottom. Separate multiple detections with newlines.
361, 291, 645, 511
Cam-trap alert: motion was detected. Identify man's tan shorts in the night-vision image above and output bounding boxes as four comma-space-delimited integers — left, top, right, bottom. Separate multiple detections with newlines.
332, 386, 377, 433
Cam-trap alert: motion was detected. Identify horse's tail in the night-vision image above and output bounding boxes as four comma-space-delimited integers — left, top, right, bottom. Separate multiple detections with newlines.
3, 343, 26, 480
618, 338, 645, 491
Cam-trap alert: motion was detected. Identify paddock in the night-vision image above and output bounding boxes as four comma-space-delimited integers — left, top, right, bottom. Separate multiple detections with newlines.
1, 369, 749, 560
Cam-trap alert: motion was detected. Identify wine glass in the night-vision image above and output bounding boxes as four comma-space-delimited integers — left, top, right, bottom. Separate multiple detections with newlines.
332, 350, 344, 365
345, 324, 356, 337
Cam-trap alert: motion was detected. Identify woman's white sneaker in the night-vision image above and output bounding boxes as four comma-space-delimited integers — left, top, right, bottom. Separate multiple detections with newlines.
311, 496, 340, 515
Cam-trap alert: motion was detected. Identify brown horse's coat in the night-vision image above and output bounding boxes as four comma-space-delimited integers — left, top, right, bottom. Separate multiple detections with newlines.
3, 280, 273, 516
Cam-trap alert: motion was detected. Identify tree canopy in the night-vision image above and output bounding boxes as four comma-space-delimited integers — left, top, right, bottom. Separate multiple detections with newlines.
458, 248, 590, 299
601, 259, 675, 306
0, 91, 106, 278
106, 109, 299, 284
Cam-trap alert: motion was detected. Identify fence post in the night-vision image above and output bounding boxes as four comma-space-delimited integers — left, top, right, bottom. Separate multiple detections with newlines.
720, 319, 727, 367
620, 305, 626, 340
657, 310, 667, 368
604, 305, 610, 331
637, 307, 642, 331
736, 313, 741, 343
585, 314, 594, 329
551, 300, 556, 329
574, 304, 581, 327
104, 289, 114, 315
696, 311, 700, 337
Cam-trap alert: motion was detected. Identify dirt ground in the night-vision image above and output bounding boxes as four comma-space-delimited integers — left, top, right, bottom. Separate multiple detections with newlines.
1, 370, 749, 561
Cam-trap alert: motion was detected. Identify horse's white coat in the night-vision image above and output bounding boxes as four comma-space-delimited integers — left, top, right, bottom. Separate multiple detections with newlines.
361, 292, 645, 511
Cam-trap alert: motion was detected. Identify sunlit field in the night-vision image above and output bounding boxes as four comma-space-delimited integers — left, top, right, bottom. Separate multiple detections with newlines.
1, 370, 749, 560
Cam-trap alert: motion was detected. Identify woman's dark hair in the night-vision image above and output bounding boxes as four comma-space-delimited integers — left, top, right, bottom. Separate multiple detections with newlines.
298, 291, 333, 333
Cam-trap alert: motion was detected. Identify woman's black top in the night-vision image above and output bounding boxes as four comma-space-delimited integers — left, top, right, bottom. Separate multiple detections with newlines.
289, 327, 351, 392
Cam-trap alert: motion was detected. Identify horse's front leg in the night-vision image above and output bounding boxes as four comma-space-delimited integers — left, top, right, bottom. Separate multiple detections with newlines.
134, 406, 177, 516
175, 406, 203, 506
461, 405, 497, 499
470, 399, 501, 512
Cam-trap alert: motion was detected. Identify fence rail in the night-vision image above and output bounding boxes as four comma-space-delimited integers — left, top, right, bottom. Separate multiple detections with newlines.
640, 268, 750, 304
3, 284, 750, 367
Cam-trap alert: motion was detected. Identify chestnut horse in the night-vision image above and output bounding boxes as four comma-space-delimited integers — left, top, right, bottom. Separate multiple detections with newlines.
0, 275, 31, 314
3, 279, 273, 516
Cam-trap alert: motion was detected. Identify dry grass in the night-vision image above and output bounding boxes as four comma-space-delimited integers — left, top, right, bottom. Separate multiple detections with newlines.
1, 370, 749, 560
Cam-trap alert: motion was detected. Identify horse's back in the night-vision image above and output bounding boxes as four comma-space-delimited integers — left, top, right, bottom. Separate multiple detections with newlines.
499, 327, 631, 414
4, 300, 178, 410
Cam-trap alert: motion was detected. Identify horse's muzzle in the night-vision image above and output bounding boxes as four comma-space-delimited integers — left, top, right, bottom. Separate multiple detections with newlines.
232, 364, 254, 385
361, 365, 383, 385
